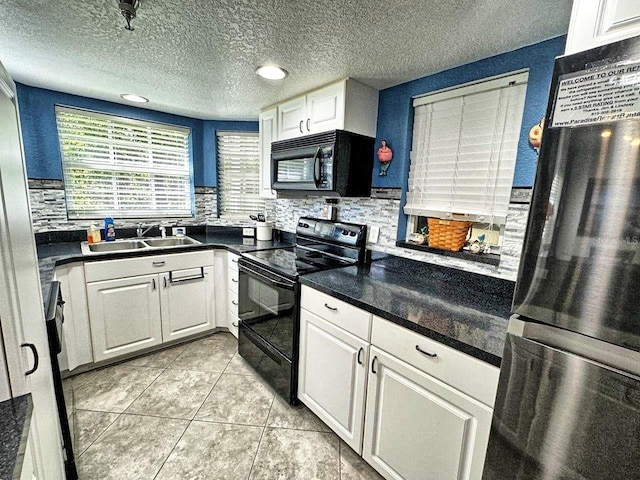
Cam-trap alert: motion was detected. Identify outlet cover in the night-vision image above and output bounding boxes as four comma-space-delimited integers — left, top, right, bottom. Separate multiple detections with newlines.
172, 227, 187, 236
368, 226, 380, 244
243, 228, 255, 237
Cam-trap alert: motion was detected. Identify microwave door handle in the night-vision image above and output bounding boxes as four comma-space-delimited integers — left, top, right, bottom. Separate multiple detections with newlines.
313, 147, 322, 188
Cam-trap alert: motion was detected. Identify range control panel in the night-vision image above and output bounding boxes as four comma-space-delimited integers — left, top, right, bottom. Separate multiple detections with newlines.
296, 217, 366, 247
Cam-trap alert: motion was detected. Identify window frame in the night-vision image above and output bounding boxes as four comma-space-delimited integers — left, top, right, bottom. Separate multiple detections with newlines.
55, 105, 195, 220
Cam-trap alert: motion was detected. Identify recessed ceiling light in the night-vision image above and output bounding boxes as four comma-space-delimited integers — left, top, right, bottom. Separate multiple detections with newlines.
601, 130, 612, 138
120, 93, 149, 103
256, 65, 288, 80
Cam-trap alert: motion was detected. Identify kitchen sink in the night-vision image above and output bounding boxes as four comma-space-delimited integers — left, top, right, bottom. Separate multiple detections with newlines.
144, 237, 200, 247
86, 240, 148, 253
81, 236, 201, 255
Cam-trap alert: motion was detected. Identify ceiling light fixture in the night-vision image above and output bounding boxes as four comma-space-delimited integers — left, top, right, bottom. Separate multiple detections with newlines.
118, 0, 140, 31
120, 93, 149, 103
256, 65, 288, 80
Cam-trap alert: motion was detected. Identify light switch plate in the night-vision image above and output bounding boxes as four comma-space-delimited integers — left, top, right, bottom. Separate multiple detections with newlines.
172, 227, 186, 236
368, 226, 380, 244
243, 227, 255, 237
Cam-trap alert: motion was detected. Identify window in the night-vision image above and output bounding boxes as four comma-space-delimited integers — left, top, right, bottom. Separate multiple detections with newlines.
216, 131, 265, 217
56, 106, 193, 219
404, 71, 528, 226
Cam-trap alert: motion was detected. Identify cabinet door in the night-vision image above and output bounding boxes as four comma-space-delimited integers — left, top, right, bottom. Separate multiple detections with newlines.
87, 274, 162, 362
259, 107, 277, 198
298, 309, 369, 454
566, 0, 640, 54
306, 82, 345, 134
277, 96, 307, 140
160, 266, 215, 342
363, 347, 493, 480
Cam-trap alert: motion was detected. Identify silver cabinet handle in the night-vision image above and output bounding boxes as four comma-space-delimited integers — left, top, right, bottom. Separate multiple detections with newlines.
371, 356, 378, 374
152, 278, 156, 291
357, 347, 364, 365
232, 300, 238, 306
324, 303, 337, 312
231, 278, 238, 283
231, 259, 238, 264
163, 277, 167, 289
306, 118, 310, 131
299, 120, 304, 133
415, 345, 437, 358
153, 261, 166, 267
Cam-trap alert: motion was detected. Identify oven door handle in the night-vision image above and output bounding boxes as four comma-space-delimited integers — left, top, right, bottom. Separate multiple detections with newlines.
313, 147, 322, 188
238, 265, 295, 290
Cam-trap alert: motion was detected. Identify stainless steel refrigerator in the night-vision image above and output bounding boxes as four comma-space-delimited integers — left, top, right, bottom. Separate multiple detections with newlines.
482, 37, 640, 479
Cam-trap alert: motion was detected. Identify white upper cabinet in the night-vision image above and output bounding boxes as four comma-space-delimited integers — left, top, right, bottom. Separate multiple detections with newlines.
270, 78, 378, 142
566, 0, 640, 54
259, 107, 277, 198
277, 96, 307, 140
305, 82, 346, 134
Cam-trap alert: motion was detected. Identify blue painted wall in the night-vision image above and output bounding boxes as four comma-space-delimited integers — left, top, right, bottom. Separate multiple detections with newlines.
16, 84, 258, 187
373, 35, 567, 240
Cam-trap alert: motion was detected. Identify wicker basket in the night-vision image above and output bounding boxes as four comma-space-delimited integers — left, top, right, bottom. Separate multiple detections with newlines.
427, 218, 473, 252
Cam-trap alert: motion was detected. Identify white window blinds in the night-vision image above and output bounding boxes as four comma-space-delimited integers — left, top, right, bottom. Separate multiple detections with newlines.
55, 106, 193, 219
216, 131, 265, 217
404, 72, 528, 224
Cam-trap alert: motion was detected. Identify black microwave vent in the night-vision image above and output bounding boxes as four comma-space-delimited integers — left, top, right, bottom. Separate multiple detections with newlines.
271, 131, 337, 152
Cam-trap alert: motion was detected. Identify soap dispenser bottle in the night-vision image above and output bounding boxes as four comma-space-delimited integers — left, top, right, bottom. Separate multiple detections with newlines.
104, 217, 116, 242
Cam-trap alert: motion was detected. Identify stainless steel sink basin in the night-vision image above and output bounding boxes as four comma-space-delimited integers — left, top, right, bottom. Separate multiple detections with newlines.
87, 240, 147, 253
144, 237, 200, 248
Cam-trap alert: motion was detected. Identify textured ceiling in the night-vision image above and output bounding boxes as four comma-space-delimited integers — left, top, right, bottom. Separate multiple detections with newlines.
0, 0, 571, 120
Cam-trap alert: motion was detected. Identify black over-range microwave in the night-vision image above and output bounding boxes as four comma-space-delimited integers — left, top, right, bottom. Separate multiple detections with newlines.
271, 130, 374, 197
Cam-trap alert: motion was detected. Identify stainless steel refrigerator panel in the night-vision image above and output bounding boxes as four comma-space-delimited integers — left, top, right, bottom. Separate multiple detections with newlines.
482, 333, 640, 480
514, 37, 640, 351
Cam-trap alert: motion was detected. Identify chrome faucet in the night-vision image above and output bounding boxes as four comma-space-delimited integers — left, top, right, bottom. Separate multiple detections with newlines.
137, 223, 157, 238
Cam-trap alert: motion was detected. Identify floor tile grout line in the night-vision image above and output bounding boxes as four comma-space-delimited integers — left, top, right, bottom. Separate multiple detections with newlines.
152, 418, 191, 480
76, 412, 122, 460
247, 395, 276, 480
191, 368, 226, 420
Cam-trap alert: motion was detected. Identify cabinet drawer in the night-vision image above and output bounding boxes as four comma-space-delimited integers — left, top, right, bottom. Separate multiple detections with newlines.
85, 250, 214, 283
228, 290, 239, 317
300, 285, 371, 341
228, 253, 240, 271
227, 311, 239, 338
371, 316, 499, 407
228, 269, 239, 293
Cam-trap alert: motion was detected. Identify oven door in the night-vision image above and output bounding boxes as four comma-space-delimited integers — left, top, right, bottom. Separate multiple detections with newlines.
237, 260, 300, 403
271, 145, 333, 191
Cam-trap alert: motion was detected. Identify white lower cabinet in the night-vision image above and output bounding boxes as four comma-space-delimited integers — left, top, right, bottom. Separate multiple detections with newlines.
362, 346, 493, 480
87, 274, 162, 362
85, 251, 218, 362
160, 266, 215, 342
298, 309, 369, 453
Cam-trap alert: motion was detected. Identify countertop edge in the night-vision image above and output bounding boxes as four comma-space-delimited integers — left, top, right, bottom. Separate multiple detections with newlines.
299, 276, 503, 367
12, 395, 33, 480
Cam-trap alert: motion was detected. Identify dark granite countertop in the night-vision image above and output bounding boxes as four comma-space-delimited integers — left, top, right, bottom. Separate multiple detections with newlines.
37, 228, 294, 306
299, 255, 515, 366
0, 394, 32, 480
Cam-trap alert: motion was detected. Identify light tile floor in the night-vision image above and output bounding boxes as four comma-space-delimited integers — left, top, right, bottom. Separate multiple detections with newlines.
66, 332, 384, 480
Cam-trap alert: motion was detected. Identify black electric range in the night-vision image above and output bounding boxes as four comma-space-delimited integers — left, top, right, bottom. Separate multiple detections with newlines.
237, 217, 368, 404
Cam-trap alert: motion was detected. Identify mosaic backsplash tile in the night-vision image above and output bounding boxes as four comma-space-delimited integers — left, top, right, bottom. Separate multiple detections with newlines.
28, 179, 530, 281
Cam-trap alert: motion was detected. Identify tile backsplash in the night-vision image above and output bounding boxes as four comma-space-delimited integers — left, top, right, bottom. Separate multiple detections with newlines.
28, 179, 530, 281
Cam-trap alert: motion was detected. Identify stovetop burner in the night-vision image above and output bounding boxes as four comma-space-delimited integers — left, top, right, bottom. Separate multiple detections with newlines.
241, 245, 354, 279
